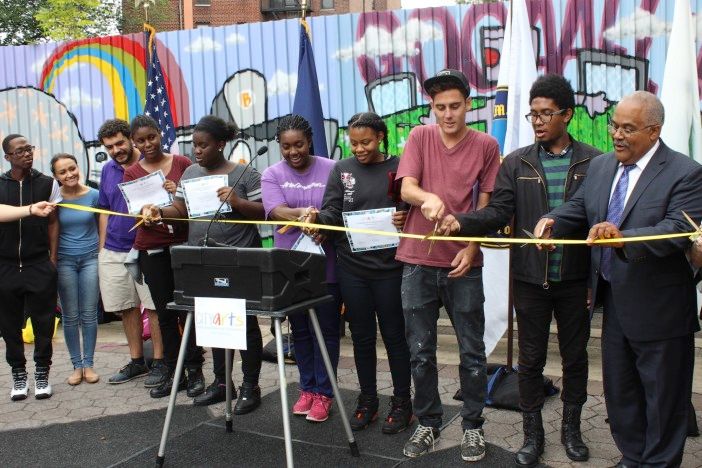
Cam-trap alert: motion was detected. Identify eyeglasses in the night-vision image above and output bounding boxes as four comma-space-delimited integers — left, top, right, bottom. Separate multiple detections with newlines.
524, 109, 567, 123
607, 122, 658, 138
9, 146, 35, 157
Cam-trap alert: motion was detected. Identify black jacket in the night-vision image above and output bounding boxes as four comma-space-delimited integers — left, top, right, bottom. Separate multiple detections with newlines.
455, 139, 602, 286
0, 169, 55, 266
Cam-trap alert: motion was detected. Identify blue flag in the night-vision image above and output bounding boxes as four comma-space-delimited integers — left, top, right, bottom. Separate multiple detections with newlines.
292, 21, 328, 158
144, 30, 176, 152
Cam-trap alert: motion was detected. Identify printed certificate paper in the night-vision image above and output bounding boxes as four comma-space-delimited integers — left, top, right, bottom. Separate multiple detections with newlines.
181, 174, 231, 218
343, 207, 399, 252
291, 233, 325, 255
118, 170, 173, 214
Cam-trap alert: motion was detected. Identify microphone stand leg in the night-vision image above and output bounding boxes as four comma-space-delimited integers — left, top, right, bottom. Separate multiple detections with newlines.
156, 310, 193, 465
225, 348, 233, 433
274, 317, 295, 468
308, 308, 359, 457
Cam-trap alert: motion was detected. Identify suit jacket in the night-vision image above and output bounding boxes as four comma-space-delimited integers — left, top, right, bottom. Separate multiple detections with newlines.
547, 141, 702, 341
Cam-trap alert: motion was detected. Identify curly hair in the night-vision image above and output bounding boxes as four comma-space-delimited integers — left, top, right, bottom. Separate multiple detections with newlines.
275, 114, 315, 155
347, 112, 390, 154
529, 74, 576, 111
97, 119, 130, 143
129, 114, 160, 135
194, 115, 239, 142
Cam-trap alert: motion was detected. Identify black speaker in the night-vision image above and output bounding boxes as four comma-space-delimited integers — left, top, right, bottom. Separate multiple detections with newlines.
171, 245, 327, 311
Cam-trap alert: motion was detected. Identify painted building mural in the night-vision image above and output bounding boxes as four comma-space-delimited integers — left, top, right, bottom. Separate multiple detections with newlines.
0, 0, 701, 185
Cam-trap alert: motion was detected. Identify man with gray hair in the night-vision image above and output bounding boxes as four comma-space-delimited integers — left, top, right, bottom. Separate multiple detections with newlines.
534, 91, 702, 466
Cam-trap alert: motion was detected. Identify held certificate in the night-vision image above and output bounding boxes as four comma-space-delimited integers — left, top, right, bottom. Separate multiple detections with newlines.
181, 175, 232, 218
118, 170, 173, 214
291, 233, 325, 255
343, 207, 399, 252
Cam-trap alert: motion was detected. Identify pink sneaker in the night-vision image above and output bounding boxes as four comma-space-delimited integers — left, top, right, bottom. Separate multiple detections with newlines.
292, 390, 315, 415
306, 394, 333, 422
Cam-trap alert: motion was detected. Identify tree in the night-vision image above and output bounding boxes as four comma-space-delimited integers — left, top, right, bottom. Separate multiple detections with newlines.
120, 0, 174, 34
0, 0, 47, 46
35, 0, 120, 42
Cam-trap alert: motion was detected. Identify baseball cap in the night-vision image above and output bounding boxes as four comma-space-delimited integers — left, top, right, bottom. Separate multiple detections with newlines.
423, 69, 471, 97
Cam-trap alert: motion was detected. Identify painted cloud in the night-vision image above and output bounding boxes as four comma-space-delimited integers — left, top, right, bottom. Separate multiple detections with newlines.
334, 18, 443, 60
185, 36, 223, 53
603, 7, 671, 41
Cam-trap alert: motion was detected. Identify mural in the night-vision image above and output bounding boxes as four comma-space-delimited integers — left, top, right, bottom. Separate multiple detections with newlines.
0, 0, 700, 185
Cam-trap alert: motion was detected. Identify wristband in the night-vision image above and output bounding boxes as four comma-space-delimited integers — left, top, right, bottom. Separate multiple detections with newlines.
28, 204, 33, 216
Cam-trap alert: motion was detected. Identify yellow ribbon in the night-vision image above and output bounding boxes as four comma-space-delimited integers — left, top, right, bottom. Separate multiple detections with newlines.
57, 203, 697, 246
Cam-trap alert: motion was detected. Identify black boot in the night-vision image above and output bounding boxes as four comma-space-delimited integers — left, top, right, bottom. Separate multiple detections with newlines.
186, 367, 206, 398
562, 404, 589, 461
350, 394, 379, 431
234, 382, 261, 415
515, 411, 544, 467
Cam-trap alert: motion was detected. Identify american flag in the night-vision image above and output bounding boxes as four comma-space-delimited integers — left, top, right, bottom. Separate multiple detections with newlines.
144, 31, 176, 152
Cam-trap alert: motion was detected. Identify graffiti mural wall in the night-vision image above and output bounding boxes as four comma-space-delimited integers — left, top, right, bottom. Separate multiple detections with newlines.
0, 0, 700, 183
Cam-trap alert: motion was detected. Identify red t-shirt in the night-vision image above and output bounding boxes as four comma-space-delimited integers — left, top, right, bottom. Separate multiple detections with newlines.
124, 155, 191, 250
395, 125, 500, 268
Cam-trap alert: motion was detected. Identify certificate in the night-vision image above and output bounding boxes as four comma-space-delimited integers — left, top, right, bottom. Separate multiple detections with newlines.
291, 233, 325, 255
181, 175, 232, 218
117, 170, 173, 214
343, 207, 399, 252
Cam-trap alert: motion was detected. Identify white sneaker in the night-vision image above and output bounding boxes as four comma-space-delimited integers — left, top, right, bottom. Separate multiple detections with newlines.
34, 367, 52, 400
10, 368, 28, 401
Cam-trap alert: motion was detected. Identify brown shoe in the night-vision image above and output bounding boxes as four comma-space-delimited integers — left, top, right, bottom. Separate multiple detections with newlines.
67, 368, 83, 386
83, 368, 100, 384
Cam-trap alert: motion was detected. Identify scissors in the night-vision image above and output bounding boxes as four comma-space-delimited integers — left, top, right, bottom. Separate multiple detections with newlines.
520, 228, 537, 248
128, 217, 145, 233
423, 220, 439, 254
682, 211, 702, 241
277, 214, 308, 235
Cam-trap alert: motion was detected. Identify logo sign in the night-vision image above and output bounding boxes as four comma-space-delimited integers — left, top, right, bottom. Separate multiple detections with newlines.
239, 90, 253, 109
214, 277, 230, 288
194, 297, 247, 350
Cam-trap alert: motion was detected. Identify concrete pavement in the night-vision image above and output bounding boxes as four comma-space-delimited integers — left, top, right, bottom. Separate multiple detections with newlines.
1, 319, 701, 467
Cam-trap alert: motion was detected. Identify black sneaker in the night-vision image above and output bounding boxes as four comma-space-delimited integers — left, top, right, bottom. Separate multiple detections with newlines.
186, 367, 205, 398
150, 373, 187, 399
10, 368, 28, 401
108, 361, 149, 385
461, 428, 486, 462
382, 396, 413, 434
34, 366, 52, 400
350, 394, 379, 431
403, 424, 440, 458
233, 382, 261, 415
144, 359, 168, 388
193, 377, 236, 406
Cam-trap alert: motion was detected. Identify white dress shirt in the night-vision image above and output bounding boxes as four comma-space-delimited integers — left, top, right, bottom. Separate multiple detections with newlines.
608, 140, 661, 205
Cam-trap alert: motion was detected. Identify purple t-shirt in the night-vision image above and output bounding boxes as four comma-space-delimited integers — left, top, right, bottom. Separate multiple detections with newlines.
98, 159, 137, 252
261, 156, 337, 283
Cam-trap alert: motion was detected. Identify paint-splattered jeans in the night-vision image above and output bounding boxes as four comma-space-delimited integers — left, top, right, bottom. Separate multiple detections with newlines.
401, 263, 486, 430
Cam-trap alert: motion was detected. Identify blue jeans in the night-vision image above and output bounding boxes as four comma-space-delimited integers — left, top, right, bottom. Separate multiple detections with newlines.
57, 250, 99, 368
401, 264, 486, 430
289, 283, 341, 398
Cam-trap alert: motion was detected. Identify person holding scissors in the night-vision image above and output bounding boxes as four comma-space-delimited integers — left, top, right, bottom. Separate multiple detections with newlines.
304, 112, 412, 434
395, 70, 500, 462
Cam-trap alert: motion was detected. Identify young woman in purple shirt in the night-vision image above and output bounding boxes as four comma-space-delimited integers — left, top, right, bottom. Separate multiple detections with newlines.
261, 115, 341, 423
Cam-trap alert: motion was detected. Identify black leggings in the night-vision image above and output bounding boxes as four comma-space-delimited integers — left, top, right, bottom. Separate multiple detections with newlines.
337, 266, 411, 398
211, 315, 263, 385
139, 249, 203, 371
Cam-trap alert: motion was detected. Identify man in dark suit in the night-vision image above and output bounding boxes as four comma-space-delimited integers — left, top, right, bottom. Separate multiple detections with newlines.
535, 91, 702, 467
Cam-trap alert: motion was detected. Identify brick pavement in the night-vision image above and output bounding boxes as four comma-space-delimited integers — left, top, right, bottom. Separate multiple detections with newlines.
1, 322, 702, 467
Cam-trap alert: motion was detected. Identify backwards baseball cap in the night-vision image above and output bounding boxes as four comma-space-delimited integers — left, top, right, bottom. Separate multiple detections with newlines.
423, 69, 471, 97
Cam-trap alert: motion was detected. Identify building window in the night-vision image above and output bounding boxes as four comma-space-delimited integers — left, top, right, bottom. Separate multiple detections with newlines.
321, 0, 334, 9
195, 0, 211, 6
195, 22, 211, 28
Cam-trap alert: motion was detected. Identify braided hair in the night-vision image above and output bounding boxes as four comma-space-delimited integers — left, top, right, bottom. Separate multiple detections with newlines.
129, 114, 160, 135
347, 112, 389, 154
275, 114, 314, 155
194, 115, 238, 143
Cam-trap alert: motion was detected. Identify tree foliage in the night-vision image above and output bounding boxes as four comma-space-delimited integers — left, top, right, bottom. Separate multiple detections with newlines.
0, 0, 47, 46
121, 0, 174, 34
35, 0, 120, 42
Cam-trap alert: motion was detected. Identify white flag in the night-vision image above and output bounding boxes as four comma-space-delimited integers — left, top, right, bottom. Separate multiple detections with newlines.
503, 0, 538, 155
660, 0, 702, 161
